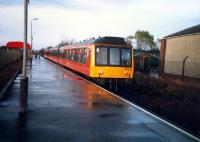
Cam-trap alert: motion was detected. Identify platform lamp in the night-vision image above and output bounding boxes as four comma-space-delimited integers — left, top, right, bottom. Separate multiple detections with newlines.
19, 0, 29, 114
31, 17, 38, 58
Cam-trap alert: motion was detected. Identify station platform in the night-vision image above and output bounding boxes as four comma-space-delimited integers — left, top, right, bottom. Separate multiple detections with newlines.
0, 57, 199, 142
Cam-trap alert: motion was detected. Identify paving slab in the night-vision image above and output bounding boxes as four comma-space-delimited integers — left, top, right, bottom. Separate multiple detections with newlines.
0, 57, 199, 142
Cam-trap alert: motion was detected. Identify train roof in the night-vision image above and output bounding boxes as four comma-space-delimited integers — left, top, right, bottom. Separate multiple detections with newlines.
6, 41, 31, 49
65, 36, 131, 47
87, 36, 130, 45
47, 36, 132, 50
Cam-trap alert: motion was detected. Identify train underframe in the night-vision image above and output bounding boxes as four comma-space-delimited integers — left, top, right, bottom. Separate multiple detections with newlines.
94, 78, 132, 91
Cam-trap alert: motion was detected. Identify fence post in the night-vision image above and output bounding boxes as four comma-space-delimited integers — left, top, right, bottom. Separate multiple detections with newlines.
182, 56, 189, 81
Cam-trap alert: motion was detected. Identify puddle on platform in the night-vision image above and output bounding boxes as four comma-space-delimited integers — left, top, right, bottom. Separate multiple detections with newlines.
63, 74, 83, 81
79, 102, 102, 106
73, 95, 83, 98
54, 75, 61, 79
79, 102, 124, 108
98, 113, 118, 118
69, 88, 80, 92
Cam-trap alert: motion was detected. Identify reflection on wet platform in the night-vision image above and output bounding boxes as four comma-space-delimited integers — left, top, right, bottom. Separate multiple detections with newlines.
0, 57, 198, 142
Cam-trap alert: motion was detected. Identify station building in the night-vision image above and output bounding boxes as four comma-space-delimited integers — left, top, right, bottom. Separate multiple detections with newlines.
160, 24, 200, 79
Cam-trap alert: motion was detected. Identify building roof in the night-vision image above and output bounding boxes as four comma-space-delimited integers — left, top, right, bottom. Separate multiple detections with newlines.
6, 41, 31, 49
165, 24, 200, 38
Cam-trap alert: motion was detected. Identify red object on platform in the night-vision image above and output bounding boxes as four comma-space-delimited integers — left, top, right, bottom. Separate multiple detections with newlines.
6, 41, 31, 49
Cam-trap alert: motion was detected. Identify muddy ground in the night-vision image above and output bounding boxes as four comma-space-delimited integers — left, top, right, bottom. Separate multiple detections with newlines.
118, 72, 200, 137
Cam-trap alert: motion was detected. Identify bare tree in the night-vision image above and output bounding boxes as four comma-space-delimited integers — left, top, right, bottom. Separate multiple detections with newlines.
46, 46, 53, 49
127, 30, 156, 50
58, 38, 76, 47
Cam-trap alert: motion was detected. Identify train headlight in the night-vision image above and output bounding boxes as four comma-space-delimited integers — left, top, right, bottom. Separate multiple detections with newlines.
124, 71, 128, 75
99, 70, 104, 75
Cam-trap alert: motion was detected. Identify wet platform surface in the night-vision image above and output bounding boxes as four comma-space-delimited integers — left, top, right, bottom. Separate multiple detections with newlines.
0, 57, 199, 142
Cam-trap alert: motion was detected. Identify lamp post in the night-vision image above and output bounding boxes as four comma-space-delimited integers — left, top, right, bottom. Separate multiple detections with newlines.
19, 0, 29, 113
31, 18, 38, 53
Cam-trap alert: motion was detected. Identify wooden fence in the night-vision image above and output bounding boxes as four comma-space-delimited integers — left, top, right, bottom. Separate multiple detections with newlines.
0, 47, 22, 68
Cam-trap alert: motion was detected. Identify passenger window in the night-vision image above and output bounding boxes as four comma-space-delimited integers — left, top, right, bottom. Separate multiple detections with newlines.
110, 48, 120, 65
65, 50, 68, 59
81, 49, 86, 64
96, 47, 107, 65
71, 50, 75, 61
77, 49, 82, 63
121, 48, 131, 66
67, 50, 69, 59
74, 49, 78, 62
60, 49, 64, 58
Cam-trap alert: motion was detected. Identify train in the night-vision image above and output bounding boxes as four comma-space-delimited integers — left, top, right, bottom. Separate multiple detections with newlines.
44, 36, 134, 87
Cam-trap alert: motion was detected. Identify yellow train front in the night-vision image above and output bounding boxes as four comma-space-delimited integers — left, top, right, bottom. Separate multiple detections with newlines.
89, 37, 134, 80
45, 36, 134, 86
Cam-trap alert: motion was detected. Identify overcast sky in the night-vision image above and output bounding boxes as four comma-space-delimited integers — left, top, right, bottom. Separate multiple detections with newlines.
0, 0, 200, 50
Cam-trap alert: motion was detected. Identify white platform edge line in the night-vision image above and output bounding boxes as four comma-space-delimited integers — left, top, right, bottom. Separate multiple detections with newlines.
91, 83, 200, 142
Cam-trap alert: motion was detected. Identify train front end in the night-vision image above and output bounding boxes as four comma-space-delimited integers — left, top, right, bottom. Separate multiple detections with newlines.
89, 37, 134, 79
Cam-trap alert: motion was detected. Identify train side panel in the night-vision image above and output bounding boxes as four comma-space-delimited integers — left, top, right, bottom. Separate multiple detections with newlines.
57, 56, 90, 76
46, 46, 91, 77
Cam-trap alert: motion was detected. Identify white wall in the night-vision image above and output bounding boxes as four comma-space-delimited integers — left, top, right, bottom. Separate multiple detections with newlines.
164, 34, 200, 78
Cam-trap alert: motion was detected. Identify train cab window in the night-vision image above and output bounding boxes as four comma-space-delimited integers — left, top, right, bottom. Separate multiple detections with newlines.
110, 48, 120, 65
121, 48, 131, 66
96, 47, 107, 65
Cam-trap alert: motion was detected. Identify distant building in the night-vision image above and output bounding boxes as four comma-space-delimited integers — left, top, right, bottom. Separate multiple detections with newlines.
160, 24, 200, 79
